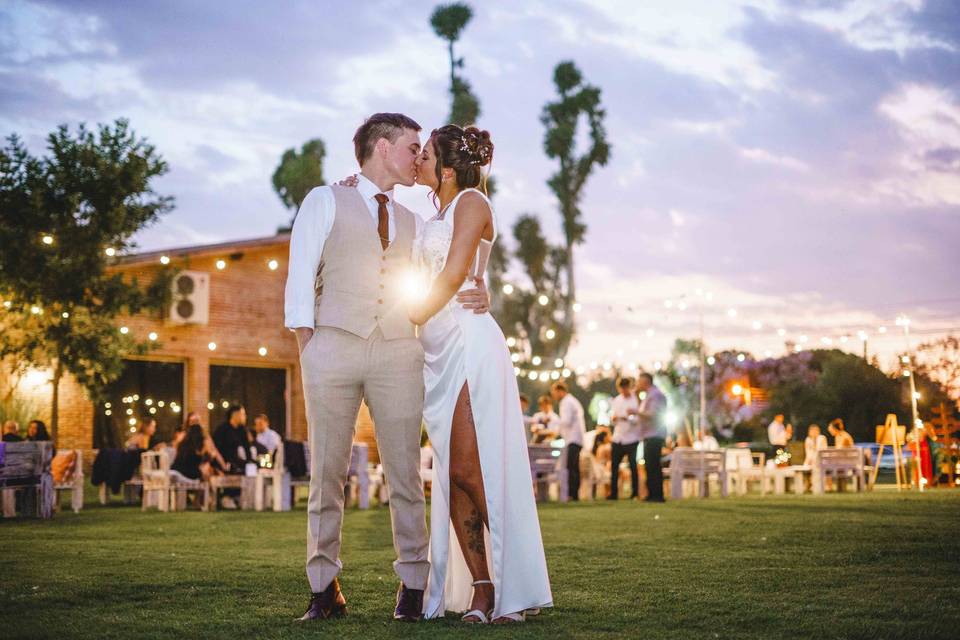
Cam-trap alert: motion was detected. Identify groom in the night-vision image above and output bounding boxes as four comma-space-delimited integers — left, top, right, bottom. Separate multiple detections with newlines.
284, 113, 488, 622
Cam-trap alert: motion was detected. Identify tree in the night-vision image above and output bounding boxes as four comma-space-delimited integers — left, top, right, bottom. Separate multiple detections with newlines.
0, 120, 174, 442
541, 61, 610, 356
912, 335, 960, 403
272, 138, 326, 227
430, 3, 480, 126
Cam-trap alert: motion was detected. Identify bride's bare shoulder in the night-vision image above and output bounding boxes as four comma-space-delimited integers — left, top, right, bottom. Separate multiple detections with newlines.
455, 190, 492, 222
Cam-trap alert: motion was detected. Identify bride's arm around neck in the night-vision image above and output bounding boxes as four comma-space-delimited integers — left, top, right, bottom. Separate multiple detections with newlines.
408, 191, 492, 326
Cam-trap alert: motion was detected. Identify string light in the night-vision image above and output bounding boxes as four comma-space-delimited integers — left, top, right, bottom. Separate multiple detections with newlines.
532, 356, 542, 366
737, 353, 746, 362
527, 371, 537, 381
572, 302, 582, 313
537, 294, 549, 306
677, 301, 687, 311
3, 301, 10, 308
42, 235, 54, 245
30, 305, 42, 315
777, 328, 786, 336
258, 346, 268, 356
587, 320, 598, 331
752, 321, 763, 330
148, 332, 158, 341
119, 326, 129, 334
105, 247, 116, 257
267, 259, 279, 270
545, 328, 556, 340
511, 353, 521, 363
207, 402, 215, 410
160, 255, 170, 265
554, 358, 564, 367
208, 342, 217, 351
502, 284, 514, 295
707, 356, 716, 365
878, 326, 887, 334
727, 308, 737, 318
506, 337, 517, 348
61, 312, 69, 318
216, 260, 227, 270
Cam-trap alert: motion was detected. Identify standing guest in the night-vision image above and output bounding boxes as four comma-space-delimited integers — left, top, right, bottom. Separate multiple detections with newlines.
609, 377, 641, 500
125, 417, 157, 451
519, 394, 535, 442
530, 395, 561, 444
254, 413, 283, 454
693, 428, 719, 451
636, 373, 667, 503
828, 419, 855, 448
804, 424, 828, 466
551, 382, 586, 502
2, 420, 23, 442
213, 405, 252, 474
767, 414, 788, 450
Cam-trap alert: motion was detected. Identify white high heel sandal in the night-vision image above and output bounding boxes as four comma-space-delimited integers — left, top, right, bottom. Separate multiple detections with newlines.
462, 580, 494, 624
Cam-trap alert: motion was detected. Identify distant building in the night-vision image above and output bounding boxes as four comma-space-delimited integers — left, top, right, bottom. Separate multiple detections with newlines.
46, 233, 380, 463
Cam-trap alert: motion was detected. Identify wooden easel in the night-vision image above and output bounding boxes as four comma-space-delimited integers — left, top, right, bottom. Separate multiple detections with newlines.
929, 403, 959, 486
872, 414, 907, 490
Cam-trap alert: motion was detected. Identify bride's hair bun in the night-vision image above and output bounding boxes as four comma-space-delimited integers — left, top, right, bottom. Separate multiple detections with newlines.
430, 124, 494, 192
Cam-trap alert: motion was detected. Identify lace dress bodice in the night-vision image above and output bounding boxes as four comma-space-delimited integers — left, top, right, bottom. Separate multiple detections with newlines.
415, 188, 497, 289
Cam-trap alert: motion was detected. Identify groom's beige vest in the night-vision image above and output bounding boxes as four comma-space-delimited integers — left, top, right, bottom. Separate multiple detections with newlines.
312, 185, 417, 340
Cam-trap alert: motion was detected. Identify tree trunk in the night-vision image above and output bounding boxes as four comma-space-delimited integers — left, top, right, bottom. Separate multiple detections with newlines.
448, 40, 456, 92
50, 359, 63, 446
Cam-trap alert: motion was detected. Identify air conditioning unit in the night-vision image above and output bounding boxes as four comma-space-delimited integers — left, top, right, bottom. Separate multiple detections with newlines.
168, 270, 210, 325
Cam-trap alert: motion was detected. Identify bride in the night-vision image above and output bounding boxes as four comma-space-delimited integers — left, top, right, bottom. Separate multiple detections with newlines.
411, 125, 552, 624
345, 124, 553, 623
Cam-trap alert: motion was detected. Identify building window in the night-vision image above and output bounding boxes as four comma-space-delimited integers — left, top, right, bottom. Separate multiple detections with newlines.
93, 360, 185, 449
209, 365, 286, 435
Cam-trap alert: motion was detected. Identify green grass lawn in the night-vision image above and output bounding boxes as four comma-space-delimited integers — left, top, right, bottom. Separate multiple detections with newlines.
2, 491, 959, 640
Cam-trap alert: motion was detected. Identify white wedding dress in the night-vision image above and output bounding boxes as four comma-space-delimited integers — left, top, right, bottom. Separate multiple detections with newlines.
417, 188, 553, 620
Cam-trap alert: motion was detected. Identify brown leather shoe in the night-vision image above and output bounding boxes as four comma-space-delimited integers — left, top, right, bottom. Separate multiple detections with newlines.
298, 578, 347, 621
393, 582, 424, 622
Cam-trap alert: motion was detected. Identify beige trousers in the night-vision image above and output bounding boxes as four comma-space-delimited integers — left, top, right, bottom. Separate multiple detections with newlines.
300, 326, 429, 593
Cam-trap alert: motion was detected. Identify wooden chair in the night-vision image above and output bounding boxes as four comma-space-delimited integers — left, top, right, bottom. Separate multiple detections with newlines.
254, 445, 289, 511
528, 443, 560, 502
1, 442, 54, 518
53, 449, 85, 513
816, 448, 866, 493
725, 448, 767, 496
345, 443, 370, 509
668, 448, 727, 499
142, 451, 208, 511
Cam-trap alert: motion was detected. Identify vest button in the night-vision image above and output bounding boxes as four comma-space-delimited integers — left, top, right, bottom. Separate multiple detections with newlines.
378, 299, 384, 304
380, 269, 386, 274
379, 284, 384, 289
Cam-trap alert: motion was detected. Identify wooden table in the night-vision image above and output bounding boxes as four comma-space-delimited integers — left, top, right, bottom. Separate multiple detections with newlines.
764, 464, 813, 495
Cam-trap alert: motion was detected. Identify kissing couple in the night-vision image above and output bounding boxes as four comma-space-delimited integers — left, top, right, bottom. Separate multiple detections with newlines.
284, 113, 553, 624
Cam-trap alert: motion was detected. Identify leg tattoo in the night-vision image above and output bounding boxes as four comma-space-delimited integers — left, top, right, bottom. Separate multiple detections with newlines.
464, 509, 484, 554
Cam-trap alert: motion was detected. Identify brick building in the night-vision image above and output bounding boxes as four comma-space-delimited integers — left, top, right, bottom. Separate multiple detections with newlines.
48, 233, 378, 465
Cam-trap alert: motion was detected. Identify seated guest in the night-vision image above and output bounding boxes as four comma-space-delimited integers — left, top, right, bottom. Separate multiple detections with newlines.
172, 424, 227, 482
253, 413, 282, 454
804, 424, 828, 466
2, 420, 22, 442
828, 419, 855, 448
693, 428, 719, 450
27, 419, 54, 454
530, 395, 561, 443
125, 417, 158, 451
213, 405, 252, 474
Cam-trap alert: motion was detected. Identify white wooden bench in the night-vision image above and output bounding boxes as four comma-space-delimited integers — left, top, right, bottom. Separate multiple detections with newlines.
142, 451, 209, 511
725, 448, 767, 496
666, 448, 727, 499
528, 443, 560, 502
816, 448, 866, 493
53, 449, 85, 513
1, 442, 54, 518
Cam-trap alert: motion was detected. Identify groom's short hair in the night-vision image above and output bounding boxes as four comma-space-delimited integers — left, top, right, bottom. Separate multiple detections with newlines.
353, 113, 422, 165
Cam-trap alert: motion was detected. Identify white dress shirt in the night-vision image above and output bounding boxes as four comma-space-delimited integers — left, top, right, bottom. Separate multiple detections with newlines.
557, 394, 586, 446
611, 393, 641, 445
768, 420, 787, 447
804, 434, 828, 465
284, 174, 424, 329
256, 428, 282, 453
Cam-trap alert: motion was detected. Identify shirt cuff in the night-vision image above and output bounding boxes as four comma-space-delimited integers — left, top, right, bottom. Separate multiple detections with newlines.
284, 311, 315, 330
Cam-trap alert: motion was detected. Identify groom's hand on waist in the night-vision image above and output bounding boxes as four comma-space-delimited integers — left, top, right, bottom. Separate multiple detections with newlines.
294, 327, 314, 353
456, 277, 490, 314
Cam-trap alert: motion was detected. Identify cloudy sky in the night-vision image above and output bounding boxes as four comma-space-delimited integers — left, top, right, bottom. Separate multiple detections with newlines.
2, 0, 958, 370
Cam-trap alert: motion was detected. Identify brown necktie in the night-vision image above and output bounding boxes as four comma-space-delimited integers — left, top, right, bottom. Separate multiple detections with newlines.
374, 193, 390, 250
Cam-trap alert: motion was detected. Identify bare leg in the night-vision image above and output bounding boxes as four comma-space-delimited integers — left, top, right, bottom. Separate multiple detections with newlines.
448, 383, 494, 619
